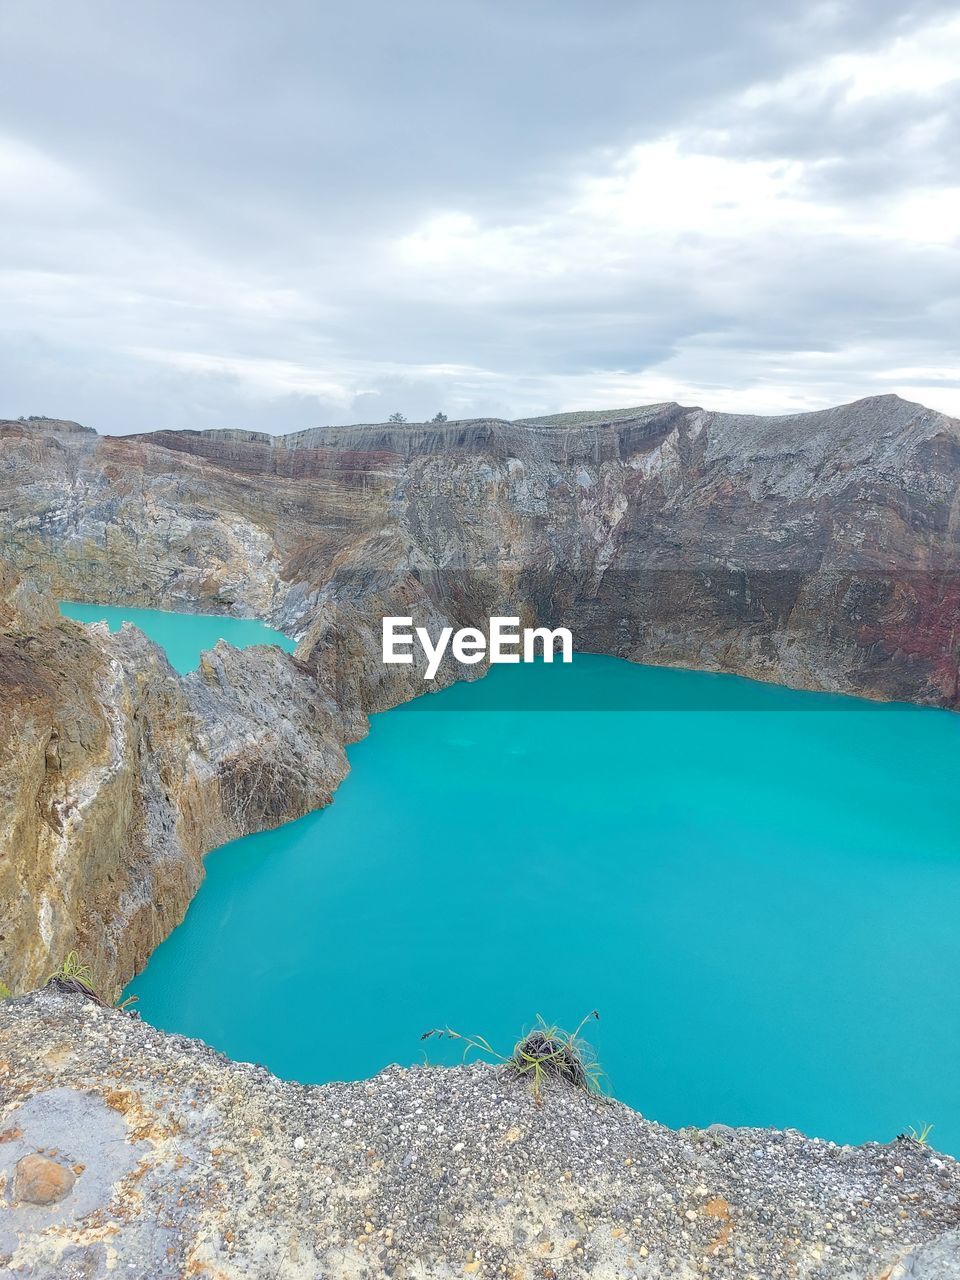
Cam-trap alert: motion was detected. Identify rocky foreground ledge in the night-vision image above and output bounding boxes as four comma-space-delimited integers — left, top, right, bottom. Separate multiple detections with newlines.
0, 993, 958, 1279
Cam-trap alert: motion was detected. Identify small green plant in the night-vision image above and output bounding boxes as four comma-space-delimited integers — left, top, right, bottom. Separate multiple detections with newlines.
422, 1011, 607, 1104
907, 1122, 935, 1146
0, 979, 10, 1000
44, 951, 136, 1011
47, 951, 94, 986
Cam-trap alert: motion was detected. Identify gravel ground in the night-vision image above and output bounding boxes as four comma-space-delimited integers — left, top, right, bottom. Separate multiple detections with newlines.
1, 989, 959, 1279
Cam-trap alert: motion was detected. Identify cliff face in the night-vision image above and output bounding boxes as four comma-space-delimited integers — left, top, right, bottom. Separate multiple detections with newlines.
1, 395, 959, 995
0, 564, 359, 996
2, 989, 960, 1279
4, 395, 960, 701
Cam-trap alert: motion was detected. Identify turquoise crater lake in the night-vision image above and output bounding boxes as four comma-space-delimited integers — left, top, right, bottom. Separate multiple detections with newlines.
96, 606, 960, 1155
59, 601, 296, 672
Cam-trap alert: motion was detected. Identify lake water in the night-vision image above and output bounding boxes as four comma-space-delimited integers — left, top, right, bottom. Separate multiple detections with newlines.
59, 601, 296, 672
109, 608, 960, 1154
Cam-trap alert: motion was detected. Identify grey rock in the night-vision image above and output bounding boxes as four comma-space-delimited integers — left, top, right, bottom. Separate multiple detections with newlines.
0, 990, 959, 1279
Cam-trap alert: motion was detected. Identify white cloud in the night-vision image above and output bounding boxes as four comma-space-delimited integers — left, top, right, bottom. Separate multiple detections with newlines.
0, 135, 97, 212
741, 13, 960, 107
1, 5, 959, 430
125, 346, 496, 403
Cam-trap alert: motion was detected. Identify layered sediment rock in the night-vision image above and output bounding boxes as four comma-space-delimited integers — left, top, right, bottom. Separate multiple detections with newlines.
4, 396, 960, 698
1, 989, 959, 1279
1, 395, 959, 995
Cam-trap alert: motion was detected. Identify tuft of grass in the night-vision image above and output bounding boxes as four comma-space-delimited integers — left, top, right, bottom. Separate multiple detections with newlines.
422, 1011, 608, 1104
44, 951, 137, 1012
0, 979, 10, 1000
907, 1122, 935, 1147
47, 951, 94, 986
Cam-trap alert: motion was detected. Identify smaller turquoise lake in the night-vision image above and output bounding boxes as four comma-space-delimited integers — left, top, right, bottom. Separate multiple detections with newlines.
59, 601, 296, 672
74, 604, 960, 1156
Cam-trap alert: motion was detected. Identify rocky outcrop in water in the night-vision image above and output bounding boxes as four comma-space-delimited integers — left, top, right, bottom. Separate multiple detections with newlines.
1, 988, 959, 1279
0, 566, 357, 996
1, 395, 959, 995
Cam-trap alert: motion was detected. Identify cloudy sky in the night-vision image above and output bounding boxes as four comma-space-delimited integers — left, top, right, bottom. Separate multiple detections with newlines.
1, 1, 959, 433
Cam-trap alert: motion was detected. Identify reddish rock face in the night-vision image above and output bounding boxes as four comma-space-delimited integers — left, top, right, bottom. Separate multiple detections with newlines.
12, 1152, 77, 1205
2, 395, 960, 712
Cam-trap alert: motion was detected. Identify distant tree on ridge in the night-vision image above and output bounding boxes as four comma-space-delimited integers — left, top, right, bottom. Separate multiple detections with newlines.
432, 412, 448, 422
388, 412, 407, 423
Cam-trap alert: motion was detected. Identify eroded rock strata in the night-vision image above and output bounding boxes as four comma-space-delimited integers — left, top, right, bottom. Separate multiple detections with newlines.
2, 396, 960, 997
6, 398, 960, 703
0, 565, 356, 996
1, 989, 959, 1279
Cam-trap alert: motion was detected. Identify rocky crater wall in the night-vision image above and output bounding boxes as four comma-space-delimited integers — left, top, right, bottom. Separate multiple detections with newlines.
1, 395, 959, 996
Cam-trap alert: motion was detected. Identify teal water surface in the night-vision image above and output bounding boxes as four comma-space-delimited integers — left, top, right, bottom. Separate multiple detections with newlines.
59, 601, 296, 672
118, 613, 960, 1154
